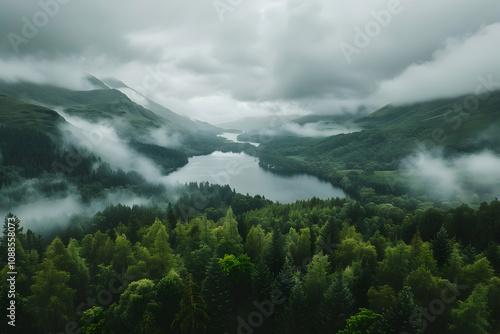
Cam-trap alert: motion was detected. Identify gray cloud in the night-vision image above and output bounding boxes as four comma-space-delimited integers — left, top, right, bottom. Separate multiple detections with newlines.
1, 0, 499, 122
403, 149, 500, 202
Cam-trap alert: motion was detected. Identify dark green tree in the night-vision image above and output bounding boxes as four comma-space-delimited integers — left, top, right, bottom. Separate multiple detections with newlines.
167, 202, 177, 230
252, 258, 273, 301
173, 273, 210, 334
202, 257, 233, 333
449, 284, 491, 334
156, 270, 183, 332
265, 223, 285, 277
317, 274, 355, 333
29, 260, 76, 333
430, 225, 452, 268
383, 286, 422, 334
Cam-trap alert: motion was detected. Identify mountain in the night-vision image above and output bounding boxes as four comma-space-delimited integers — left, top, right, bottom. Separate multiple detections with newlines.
0, 94, 66, 134
355, 91, 500, 150
254, 91, 500, 194
101, 77, 221, 133
0, 77, 221, 143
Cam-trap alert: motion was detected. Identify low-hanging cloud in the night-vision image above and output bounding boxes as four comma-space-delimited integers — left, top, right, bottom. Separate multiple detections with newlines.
57, 110, 166, 181
250, 121, 360, 139
138, 126, 182, 148
0, 176, 152, 232
403, 149, 500, 201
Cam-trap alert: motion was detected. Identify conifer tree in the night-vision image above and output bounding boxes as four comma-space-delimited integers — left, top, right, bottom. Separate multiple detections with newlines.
431, 226, 452, 268
173, 273, 210, 334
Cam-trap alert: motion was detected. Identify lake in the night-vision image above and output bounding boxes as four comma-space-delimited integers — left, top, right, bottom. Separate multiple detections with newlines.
165, 151, 346, 203
217, 132, 260, 147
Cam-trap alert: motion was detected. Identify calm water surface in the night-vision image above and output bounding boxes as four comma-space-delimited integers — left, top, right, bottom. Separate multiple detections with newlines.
165, 151, 346, 203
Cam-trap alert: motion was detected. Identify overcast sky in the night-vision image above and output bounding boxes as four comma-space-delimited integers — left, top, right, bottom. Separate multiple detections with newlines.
1, 0, 500, 123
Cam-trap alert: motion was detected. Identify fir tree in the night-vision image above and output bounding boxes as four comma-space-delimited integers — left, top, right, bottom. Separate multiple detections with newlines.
431, 226, 452, 268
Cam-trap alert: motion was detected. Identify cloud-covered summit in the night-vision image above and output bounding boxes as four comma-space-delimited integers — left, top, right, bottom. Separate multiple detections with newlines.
1, 0, 499, 123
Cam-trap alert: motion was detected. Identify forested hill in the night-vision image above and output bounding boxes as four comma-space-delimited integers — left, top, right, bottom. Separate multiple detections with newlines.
356, 90, 500, 148
0, 95, 66, 134
254, 91, 500, 200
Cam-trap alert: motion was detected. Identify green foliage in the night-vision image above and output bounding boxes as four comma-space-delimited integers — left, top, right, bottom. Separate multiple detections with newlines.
202, 257, 233, 333
367, 285, 396, 314
29, 260, 76, 333
318, 274, 355, 333
383, 286, 422, 334
338, 308, 385, 334
110, 279, 157, 333
449, 284, 491, 334
3, 195, 500, 333
156, 270, 183, 331
431, 225, 453, 268
80, 306, 108, 334
173, 273, 209, 334
251, 259, 273, 301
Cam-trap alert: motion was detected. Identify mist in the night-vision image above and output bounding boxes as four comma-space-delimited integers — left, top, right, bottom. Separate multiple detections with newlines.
402, 149, 500, 203
252, 121, 360, 139
138, 126, 182, 148
0, 176, 153, 232
0, 111, 191, 232
57, 110, 167, 184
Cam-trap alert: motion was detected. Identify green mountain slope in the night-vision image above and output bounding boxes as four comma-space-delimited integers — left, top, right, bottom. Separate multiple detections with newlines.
0, 94, 66, 134
0, 80, 188, 140
356, 91, 500, 146
255, 91, 500, 197
101, 77, 221, 133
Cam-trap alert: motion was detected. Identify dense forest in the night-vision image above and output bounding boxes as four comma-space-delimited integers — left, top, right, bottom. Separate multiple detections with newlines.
1, 180, 499, 333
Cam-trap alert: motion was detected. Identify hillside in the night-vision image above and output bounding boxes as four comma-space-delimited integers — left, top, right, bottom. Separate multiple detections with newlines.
101, 77, 221, 133
0, 80, 188, 140
254, 91, 500, 198
356, 90, 500, 147
0, 94, 66, 134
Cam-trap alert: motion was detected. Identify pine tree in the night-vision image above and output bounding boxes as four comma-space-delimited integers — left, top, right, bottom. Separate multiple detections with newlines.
383, 286, 422, 334
222, 207, 242, 244
252, 258, 273, 301
278, 281, 314, 333
318, 274, 355, 333
173, 273, 210, 334
127, 211, 140, 244
245, 224, 266, 260
265, 223, 285, 277
167, 202, 177, 230
272, 253, 295, 301
202, 256, 234, 333
431, 226, 452, 268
